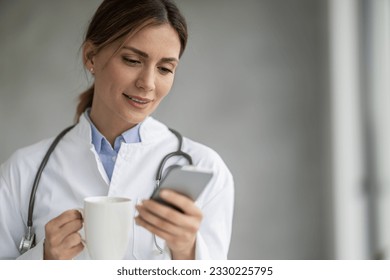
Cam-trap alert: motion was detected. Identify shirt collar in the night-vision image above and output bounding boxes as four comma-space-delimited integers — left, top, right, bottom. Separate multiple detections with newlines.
84, 109, 141, 153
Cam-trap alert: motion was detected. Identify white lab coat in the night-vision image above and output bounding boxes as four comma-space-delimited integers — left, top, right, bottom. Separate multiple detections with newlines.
0, 114, 234, 260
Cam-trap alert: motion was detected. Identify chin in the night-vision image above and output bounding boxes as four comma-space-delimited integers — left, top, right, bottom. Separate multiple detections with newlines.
123, 113, 147, 125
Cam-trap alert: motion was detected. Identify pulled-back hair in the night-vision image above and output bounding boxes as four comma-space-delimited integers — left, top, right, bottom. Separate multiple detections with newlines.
75, 0, 188, 122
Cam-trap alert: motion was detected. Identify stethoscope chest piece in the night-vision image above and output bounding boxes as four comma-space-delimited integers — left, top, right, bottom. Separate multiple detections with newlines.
19, 226, 36, 254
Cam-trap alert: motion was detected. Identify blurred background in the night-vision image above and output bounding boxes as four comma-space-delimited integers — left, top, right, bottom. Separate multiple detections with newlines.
0, 0, 389, 259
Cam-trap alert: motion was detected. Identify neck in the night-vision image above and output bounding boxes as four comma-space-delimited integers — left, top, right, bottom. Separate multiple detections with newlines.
89, 109, 137, 147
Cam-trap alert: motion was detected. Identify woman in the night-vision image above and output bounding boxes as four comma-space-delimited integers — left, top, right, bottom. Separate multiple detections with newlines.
0, 0, 234, 260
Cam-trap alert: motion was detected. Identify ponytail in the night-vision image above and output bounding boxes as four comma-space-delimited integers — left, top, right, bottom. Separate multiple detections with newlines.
75, 84, 94, 122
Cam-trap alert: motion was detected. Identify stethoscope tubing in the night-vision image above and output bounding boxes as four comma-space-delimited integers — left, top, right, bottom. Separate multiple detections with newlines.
27, 125, 75, 228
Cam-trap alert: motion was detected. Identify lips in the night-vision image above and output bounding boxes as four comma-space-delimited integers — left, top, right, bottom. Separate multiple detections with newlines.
122, 93, 152, 105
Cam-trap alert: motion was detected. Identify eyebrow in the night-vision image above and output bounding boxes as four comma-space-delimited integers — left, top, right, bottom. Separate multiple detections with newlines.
123, 46, 179, 63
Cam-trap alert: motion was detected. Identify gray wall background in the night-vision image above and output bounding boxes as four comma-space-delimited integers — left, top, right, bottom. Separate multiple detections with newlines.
0, 0, 329, 259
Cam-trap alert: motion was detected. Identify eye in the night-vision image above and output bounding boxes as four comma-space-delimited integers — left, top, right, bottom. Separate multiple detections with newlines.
158, 66, 174, 75
122, 56, 141, 66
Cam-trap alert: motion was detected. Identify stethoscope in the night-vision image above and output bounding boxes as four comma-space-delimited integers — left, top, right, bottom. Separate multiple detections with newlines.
19, 125, 193, 255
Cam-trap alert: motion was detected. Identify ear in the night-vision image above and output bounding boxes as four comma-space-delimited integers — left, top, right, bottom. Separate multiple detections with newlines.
83, 41, 97, 71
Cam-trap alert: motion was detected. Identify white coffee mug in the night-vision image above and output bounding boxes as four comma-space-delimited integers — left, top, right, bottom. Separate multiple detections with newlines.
81, 196, 132, 260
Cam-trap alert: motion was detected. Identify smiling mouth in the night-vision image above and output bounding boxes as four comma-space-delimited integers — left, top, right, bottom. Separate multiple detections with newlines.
123, 93, 151, 104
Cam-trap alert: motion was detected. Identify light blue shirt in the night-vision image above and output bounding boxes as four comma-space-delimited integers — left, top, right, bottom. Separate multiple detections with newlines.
84, 110, 141, 181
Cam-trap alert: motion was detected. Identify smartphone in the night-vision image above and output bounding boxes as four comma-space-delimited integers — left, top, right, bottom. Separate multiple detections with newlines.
150, 165, 213, 211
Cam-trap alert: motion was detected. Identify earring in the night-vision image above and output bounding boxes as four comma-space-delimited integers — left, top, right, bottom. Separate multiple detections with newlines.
90, 68, 94, 74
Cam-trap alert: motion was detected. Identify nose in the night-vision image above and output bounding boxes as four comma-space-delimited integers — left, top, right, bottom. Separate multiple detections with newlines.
136, 67, 155, 92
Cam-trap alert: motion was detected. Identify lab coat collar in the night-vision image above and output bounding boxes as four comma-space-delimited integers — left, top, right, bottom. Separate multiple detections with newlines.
83, 110, 141, 152
74, 114, 168, 147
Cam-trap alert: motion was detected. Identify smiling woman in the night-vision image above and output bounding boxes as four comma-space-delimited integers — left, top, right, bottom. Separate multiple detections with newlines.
84, 24, 181, 144
0, 0, 234, 260
76, 0, 187, 144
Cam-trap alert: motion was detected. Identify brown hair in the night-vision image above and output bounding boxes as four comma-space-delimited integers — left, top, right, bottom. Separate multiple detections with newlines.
75, 0, 188, 122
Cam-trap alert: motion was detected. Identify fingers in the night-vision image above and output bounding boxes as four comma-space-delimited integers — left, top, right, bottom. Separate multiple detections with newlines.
62, 232, 83, 249
136, 201, 182, 236
135, 192, 202, 259
44, 210, 84, 260
135, 190, 203, 239
159, 189, 203, 217
135, 200, 199, 248
137, 195, 201, 230
47, 209, 82, 229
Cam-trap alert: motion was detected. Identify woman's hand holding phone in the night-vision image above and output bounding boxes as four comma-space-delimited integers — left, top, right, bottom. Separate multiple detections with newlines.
135, 189, 202, 260
135, 165, 212, 259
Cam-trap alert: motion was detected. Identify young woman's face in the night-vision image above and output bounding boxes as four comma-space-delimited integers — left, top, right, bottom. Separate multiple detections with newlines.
86, 24, 181, 128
